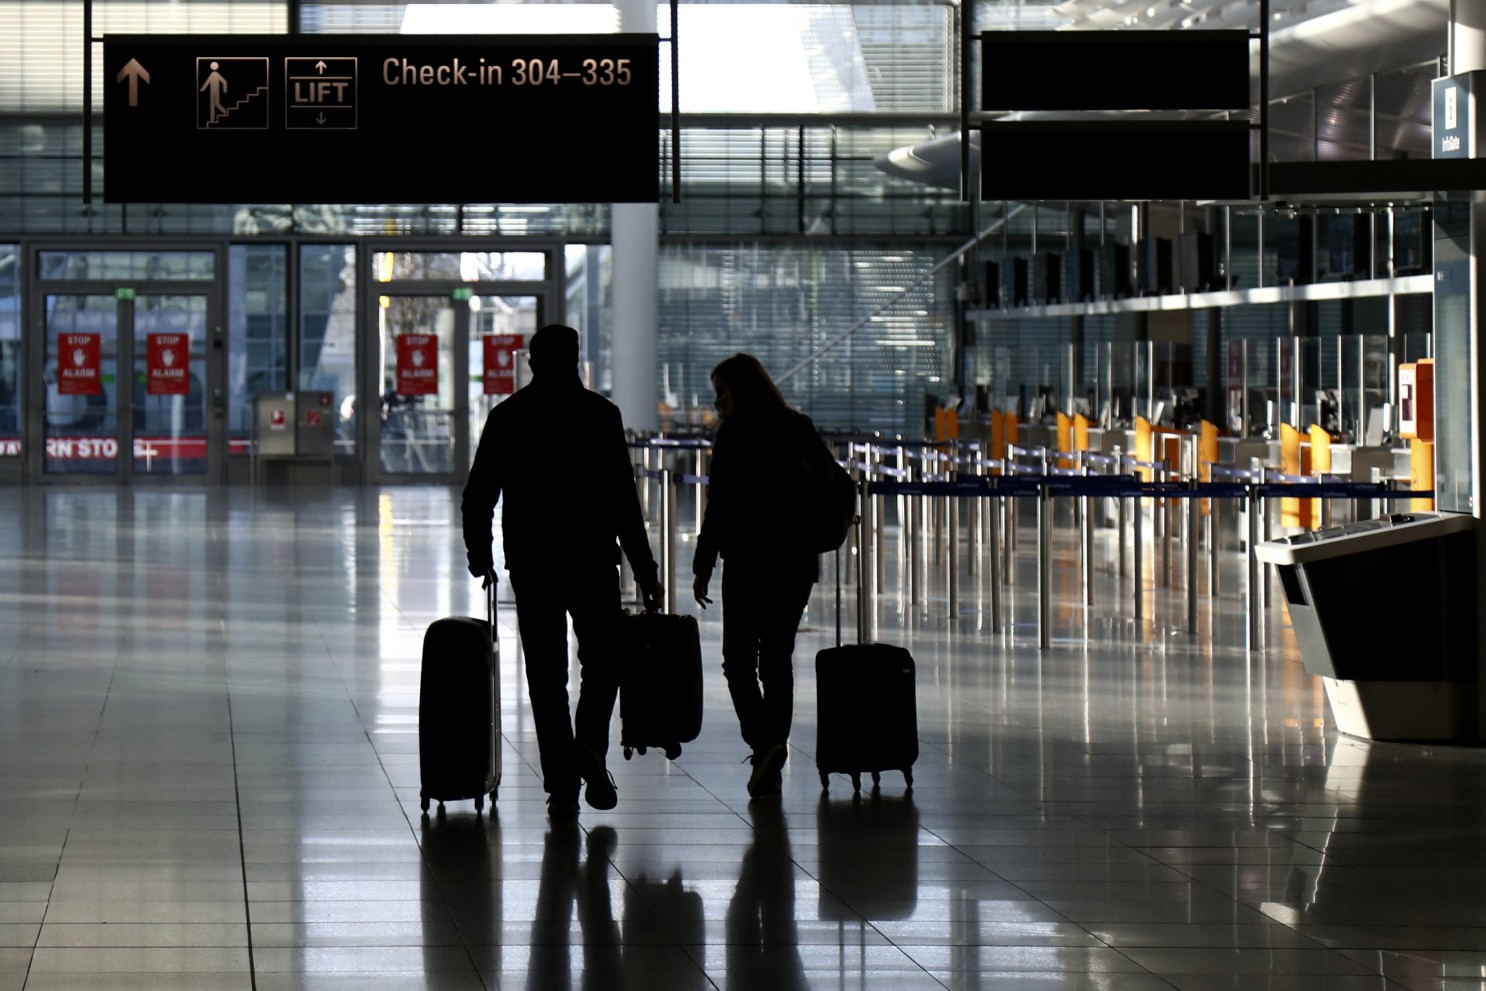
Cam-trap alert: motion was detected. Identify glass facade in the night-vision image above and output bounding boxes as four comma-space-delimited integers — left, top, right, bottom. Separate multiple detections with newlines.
299, 244, 358, 453
658, 245, 952, 435
0, 245, 17, 452
228, 244, 289, 454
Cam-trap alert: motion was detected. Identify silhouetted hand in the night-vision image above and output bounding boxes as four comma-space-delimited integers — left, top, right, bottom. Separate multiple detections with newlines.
642, 578, 664, 613
693, 575, 712, 610
469, 559, 497, 588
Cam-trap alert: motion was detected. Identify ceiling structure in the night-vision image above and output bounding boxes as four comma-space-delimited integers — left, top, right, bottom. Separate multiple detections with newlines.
878, 0, 1450, 190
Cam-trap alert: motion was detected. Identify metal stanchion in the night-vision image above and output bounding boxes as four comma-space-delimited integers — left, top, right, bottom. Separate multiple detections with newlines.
909, 480, 923, 608
1133, 473, 1144, 626
1246, 463, 1263, 649
1038, 476, 1052, 650
867, 447, 886, 592
1080, 458, 1094, 608
989, 478, 1003, 634
948, 481, 960, 618
1113, 446, 1128, 577
1160, 462, 1173, 587
1187, 479, 1200, 635
694, 447, 705, 535
1003, 483, 1016, 588
1207, 505, 1219, 598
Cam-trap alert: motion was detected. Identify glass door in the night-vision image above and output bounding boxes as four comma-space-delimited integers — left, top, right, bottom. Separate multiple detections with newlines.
377, 294, 460, 476
42, 294, 119, 475
467, 294, 540, 458
132, 294, 211, 476
364, 245, 558, 483
33, 287, 221, 482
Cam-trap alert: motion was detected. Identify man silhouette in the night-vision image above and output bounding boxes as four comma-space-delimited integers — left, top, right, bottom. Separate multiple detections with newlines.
201, 61, 229, 124
463, 324, 662, 820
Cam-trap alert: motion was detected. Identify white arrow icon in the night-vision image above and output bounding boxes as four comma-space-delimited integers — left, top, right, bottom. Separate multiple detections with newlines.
116, 58, 150, 107
316, 60, 328, 74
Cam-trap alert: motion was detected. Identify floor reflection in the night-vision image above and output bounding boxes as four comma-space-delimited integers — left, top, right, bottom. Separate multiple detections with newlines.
7, 486, 1486, 991
816, 790, 920, 922
727, 803, 809, 990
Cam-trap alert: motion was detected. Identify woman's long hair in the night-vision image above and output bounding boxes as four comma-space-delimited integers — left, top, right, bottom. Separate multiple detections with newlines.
711, 353, 791, 418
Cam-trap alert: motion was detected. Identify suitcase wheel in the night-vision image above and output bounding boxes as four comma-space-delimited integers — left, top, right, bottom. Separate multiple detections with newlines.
904, 769, 914, 790
851, 773, 862, 793
623, 747, 633, 760
871, 771, 881, 790
819, 772, 830, 791
420, 794, 429, 813
664, 744, 682, 761
474, 794, 484, 814
637, 746, 648, 757
490, 788, 498, 804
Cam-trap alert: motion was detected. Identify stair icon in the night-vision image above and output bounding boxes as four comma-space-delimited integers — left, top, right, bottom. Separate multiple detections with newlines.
206, 85, 268, 128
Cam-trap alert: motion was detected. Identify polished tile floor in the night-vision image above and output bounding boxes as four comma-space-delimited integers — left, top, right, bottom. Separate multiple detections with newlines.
1, 485, 1484, 991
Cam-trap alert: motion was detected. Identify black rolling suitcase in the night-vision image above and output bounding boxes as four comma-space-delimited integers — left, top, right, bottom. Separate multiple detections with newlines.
815, 550, 918, 793
619, 610, 703, 761
419, 579, 501, 814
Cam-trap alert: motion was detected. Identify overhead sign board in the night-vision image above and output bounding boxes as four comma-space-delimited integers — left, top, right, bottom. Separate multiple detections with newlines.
981, 31, 1251, 111
103, 34, 660, 204
981, 121, 1251, 201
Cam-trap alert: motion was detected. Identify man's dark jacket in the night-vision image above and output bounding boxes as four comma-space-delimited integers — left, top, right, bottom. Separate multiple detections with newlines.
462, 372, 657, 583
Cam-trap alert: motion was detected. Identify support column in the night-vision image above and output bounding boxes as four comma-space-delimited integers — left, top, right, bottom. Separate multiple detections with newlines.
611, 0, 660, 432
1439, 0, 1486, 736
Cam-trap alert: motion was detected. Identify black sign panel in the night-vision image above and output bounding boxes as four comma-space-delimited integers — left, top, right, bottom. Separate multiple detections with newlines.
981, 122, 1251, 201
981, 31, 1250, 111
103, 34, 660, 204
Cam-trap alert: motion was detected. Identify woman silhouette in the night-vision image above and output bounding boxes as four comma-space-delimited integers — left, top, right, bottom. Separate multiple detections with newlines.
692, 353, 832, 799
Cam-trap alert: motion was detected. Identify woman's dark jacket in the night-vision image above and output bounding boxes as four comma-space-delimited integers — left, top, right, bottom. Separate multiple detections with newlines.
692, 408, 830, 583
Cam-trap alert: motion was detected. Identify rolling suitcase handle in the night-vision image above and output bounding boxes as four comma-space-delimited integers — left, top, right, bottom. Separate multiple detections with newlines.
487, 570, 501, 806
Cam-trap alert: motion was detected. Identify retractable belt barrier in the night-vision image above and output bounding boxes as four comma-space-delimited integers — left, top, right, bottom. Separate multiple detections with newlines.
629, 434, 1433, 654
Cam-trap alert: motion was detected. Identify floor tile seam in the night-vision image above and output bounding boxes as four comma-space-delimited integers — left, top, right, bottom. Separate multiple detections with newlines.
224, 681, 259, 991
35, 649, 120, 946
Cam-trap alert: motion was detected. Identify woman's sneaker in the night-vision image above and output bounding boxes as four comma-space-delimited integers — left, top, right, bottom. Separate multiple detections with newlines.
579, 746, 619, 811
747, 744, 787, 799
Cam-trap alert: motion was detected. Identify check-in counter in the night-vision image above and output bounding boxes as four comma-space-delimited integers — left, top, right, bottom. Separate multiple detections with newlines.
1256, 512, 1478, 741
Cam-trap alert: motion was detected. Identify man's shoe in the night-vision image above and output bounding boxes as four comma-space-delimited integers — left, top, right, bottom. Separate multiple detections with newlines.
547, 794, 580, 822
747, 744, 788, 799
579, 746, 619, 811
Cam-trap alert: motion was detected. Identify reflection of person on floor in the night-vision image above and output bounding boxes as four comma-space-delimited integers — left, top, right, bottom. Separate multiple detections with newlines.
726, 803, 810, 991
526, 825, 623, 991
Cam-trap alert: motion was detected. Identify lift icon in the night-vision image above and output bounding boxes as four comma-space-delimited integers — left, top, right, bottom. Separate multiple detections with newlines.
196, 57, 269, 129
286, 58, 357, 129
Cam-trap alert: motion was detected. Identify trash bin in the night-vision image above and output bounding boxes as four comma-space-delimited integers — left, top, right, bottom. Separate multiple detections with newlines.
1256, 511, 1478, 741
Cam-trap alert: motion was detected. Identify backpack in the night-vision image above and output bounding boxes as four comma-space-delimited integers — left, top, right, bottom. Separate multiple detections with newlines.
798, 429, 857, 554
